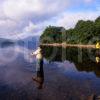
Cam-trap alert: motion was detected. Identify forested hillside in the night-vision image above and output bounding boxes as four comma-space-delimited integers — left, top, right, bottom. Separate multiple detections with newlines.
40, 16, 100, 44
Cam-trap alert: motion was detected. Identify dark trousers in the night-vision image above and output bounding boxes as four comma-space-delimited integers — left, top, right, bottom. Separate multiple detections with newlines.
36, 59, 44, 84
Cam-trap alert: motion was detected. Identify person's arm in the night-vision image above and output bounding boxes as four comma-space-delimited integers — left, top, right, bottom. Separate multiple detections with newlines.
31, 49, 38, 56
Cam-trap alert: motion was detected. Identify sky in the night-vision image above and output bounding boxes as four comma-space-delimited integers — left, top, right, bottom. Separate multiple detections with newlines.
0, 0, 100, 39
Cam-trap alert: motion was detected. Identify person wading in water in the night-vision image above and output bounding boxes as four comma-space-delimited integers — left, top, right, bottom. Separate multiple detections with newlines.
31, 46, 44, 89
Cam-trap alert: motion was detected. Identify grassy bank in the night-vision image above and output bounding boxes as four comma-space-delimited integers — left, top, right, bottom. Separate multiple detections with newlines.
40, 43, 96, 48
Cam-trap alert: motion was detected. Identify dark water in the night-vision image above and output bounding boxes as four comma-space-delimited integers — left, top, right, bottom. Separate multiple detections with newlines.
0, 45, 100, 100
42, 46, 100, 77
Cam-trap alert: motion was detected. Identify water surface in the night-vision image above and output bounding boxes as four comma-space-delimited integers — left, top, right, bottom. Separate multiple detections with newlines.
0, 45, 100, 100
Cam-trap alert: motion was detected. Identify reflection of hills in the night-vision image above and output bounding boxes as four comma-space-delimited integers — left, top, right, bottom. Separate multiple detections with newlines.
0, 38, 14, 48
75, 62, 100, 77
42, 46, 100, 77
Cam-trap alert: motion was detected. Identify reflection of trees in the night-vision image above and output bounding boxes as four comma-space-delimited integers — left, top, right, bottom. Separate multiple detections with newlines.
42, 46, 62, 61
75, 62, 100, 77
42, 46, 100, 77
95, 49, 100, 56
42, 46, 96, 62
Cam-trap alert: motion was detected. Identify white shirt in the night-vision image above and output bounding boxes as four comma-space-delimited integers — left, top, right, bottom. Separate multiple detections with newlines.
32, 48, 43, 59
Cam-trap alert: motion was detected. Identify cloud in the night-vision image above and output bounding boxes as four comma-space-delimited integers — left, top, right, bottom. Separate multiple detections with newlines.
3, 0, 43, 20
0, 0, 70, 39
23, 22, 38, 33
0, 0, 99, 39
84, 0, 93, 3
30, 10, 100, 30
4, 21, 42, 40
2, 10, 100, 40
54, 11, 100, 29
0, 19, 17, 34
2, 0, 70, 21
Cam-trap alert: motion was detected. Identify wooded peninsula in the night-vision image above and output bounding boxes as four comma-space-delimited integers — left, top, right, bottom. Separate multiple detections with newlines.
40, 16, 100, 48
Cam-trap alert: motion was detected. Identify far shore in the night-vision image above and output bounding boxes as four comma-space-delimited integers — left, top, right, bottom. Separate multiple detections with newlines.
40, 43, 96, 48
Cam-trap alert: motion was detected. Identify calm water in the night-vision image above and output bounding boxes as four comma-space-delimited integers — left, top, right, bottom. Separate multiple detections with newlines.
42, 46, 100, 77
0, 45, 100, 100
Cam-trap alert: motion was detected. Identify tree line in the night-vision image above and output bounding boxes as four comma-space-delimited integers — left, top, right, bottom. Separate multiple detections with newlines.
40, 16, 100, 44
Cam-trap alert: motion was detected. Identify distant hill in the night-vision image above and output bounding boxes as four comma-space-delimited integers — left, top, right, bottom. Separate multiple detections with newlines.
16, 36, 39, 49
0, 36, 39, 49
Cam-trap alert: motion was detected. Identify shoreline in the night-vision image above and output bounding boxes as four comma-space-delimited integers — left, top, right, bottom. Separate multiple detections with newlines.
41, 43, 96, 48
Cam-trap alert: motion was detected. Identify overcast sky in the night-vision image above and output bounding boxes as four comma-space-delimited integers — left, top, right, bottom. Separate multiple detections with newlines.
0, 0, 100, 39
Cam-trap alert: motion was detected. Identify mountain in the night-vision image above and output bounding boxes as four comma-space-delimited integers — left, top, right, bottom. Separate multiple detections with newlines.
0, 36, 40, 49
16, 36, 40, 49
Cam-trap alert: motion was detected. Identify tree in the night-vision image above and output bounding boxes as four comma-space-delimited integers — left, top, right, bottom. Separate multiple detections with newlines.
40, 26, 64, 43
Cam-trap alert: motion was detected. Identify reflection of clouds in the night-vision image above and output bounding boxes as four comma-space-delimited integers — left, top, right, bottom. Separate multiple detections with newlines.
0, 46, 35, 64
54, 60, 77, 72
53, 60, 97, 80
0, 46, 18, 64
0, 46, 37, 86
14, 46, 36, 63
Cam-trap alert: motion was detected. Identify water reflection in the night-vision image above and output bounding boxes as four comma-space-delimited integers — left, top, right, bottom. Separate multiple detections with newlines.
32, 62, 44, 89
42, 46, 100, 77
32, 74, 44, 89
96, 49, 100, 63
31, 46, 44, 89
96, 56, 100, 63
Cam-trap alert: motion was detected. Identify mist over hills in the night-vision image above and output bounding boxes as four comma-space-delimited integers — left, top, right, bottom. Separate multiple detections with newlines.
0, 36, 39, 49
17, 36, 39, 49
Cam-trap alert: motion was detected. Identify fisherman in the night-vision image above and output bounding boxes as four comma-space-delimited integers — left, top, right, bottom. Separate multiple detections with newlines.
31, 45, 44, 89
